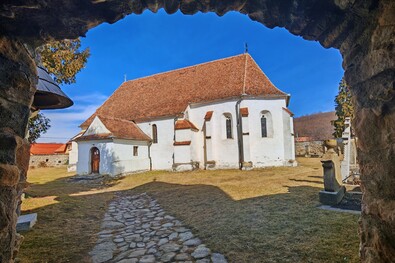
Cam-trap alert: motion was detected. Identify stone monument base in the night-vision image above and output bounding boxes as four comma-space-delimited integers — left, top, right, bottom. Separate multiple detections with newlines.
16, 213, 37, 232
319, 186, 346, 205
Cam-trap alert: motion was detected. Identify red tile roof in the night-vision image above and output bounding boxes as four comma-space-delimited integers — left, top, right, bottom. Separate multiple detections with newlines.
78, 116, 151, 142
81, 54, 288, 128
240, 107, 249, 117
30, 143, 66, 155
175, 119, 199, 131
54, 144, 68, 153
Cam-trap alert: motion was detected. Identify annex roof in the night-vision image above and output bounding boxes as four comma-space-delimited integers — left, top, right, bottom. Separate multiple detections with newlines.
78, 116, 151, 142
175, 119, 199, 131
81, 54, 288, 128
240, 107, 249, 117
30, 143, 66, 155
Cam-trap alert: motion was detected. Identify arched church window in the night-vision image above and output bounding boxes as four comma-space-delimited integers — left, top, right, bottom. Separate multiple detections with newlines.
260, 110, 273, 138
224, 113, 233, 139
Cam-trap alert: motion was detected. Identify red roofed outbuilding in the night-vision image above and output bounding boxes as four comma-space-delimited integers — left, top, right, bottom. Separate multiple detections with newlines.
29, 143, 69, 167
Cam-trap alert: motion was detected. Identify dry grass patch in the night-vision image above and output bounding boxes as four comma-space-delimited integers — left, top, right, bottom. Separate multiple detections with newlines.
19, 158, 359, 263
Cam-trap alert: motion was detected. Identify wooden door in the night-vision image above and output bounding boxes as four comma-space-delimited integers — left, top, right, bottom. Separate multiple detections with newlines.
91, 147, 100, 174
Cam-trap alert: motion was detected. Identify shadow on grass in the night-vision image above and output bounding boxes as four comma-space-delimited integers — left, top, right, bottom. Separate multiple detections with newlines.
288, 178, 323, 184
19, 176, 360, 263
308, 175, 324, 179
128, 182, 359, 263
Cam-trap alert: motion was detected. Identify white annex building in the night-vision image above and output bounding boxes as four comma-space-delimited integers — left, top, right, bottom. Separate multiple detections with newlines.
70, 54, 296, 176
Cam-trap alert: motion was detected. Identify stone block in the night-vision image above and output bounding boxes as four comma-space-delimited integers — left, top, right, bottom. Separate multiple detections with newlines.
16, 213, 37, 232
0, 97, 30, 137
319, 186, 346, 205
0, 164, 20, 187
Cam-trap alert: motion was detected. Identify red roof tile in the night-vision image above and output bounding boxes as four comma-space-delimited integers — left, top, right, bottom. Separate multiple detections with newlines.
175, 119, 199, 131
174, 141, 191, 146
204, 111, 213, 121
30, 143, 66, 155
81, 54, 287, 128
240, 107, 249, 117
78, 116, 151, 141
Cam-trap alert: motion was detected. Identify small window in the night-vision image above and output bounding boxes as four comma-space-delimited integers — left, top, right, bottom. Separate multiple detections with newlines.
152, 124, 158, 144
261, 115, 267, 137
133, 146, 138, 156
45, 159, 49, 162
225, 115, 232, 139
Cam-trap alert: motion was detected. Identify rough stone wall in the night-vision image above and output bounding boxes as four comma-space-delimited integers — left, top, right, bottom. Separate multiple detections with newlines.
0, 0, 394, 262
295, 141, 325, 157
342, 1, 395, 261
29, 154, 69, 168
0, 37, 37, 262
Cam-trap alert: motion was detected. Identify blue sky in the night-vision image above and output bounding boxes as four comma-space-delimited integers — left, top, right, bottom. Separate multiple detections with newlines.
39, 9, 343, 143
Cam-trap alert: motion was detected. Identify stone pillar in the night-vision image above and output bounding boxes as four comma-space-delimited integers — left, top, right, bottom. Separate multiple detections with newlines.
342, 1, 395, 261
0, 37, 37, 262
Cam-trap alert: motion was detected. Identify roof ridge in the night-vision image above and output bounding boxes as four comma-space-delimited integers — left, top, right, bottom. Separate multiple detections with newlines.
122, 53, 246, 86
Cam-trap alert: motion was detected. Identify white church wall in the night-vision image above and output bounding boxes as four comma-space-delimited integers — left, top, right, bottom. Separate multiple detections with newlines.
188, 98, 291, 169
245, 98, 287, 167
138, 118, 174, 170
282, 110, 297, 166
76, 140, 114, 175
242, 115, 251, 162
67, 141, 78, 172
176, 129, 191, 142
112, 139, 150, 175
189, 100, 241, 169
174, 145, 191, 164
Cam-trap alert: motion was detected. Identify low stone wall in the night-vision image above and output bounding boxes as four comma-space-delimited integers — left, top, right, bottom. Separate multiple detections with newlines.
296, 141, 325, 157
29, 154, 68, 167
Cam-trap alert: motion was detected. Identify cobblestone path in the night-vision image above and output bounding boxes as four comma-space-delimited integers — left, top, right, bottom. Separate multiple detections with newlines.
89, 193, 227, 263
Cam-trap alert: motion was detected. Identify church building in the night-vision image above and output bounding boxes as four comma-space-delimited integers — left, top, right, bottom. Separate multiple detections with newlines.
72, 54, 296, 176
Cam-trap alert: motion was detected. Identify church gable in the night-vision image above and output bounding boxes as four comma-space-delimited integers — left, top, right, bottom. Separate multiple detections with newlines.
84, 116, 111, 136
78, 116, 151, 142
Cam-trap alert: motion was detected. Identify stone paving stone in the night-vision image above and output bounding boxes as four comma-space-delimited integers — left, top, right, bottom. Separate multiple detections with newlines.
89, 193, 227, 263
212, 253, 228, 263
191, 245, 211, 259
184, 238, 202, 246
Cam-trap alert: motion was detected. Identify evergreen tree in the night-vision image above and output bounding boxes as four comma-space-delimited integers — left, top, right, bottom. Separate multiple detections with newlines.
333, 78, 354, 138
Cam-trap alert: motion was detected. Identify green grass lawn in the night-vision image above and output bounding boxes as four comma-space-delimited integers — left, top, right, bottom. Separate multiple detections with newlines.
19, 158, 360, 263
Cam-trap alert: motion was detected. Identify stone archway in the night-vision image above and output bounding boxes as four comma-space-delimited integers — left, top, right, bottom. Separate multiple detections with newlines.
0, 1, 394, 262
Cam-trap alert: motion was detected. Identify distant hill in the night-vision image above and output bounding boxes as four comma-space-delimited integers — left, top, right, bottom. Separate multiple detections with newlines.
294, 111, 336, 140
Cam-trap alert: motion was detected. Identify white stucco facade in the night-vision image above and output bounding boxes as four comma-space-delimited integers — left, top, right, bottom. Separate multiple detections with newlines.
186, 97, 296, 169
75, 97, 296, 176
67, 141, 78, 172
75, 117, 151, 176
138, 118, 175, 170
